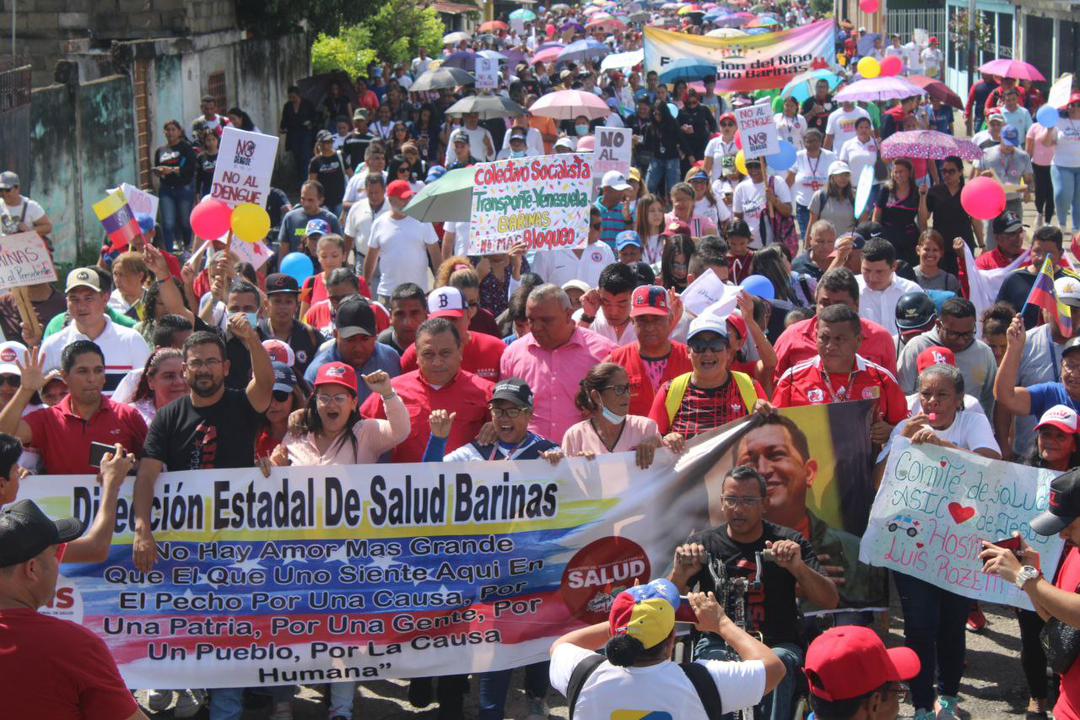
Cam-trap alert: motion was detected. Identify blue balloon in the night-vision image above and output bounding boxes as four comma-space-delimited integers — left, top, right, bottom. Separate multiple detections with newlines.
765, 140, 798, 172
280, 252, 314, 285
1036, 103, 1060, 129
739, 274, 775, 301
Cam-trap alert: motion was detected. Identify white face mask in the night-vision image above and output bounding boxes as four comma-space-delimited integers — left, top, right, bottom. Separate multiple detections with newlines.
599, 397, 626, 425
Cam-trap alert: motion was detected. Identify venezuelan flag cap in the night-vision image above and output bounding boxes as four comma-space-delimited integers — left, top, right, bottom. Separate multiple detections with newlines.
608, 578, 678, 650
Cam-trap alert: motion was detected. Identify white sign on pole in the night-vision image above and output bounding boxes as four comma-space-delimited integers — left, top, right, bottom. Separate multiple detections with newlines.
734, 103, 779, 160
230, 235, 272, 271
593, 127, 632, 179
475, 58, 500, 90
0, 231, 58, 290
109, 183, 159, 221
211, 127, 280, 208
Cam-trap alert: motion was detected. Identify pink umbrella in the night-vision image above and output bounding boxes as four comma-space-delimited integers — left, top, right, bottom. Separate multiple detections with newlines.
529, 89, 612, 120
531, 46, 563, 65
880, 131, 983, 162
833, 76, 926, 103
978, 58, 1046, 82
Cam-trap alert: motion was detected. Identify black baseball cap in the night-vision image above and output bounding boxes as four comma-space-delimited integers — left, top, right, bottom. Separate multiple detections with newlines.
335, 296, 376, 338
491, 378, 534, 408
992, 211, 1023, 235
0, 500, 84, 567
728, 220, 751, 239
1032, 468, 1080, 535
265, 273, 300, 295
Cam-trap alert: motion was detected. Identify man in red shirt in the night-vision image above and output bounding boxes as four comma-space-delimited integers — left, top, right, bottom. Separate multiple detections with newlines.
773, 267, 896, 380
399, 287, 504, 381
361, 317, 492, 462
606, 285, 692, 416
0, 340, 147, 474
975, 211, 1026, 271
773, 304, 908, 444
0, 499, 146, 720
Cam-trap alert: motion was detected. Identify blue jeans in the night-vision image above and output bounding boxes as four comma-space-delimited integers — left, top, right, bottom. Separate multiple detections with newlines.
646, 158, 681, 198
208, 688, 244, 720
159, 183, 194, 252
893, 571, 968, 711
1052, 164, 1080, 232
795, 203, 811, 238
478, 661, 549, 719
696, 635, 803, 720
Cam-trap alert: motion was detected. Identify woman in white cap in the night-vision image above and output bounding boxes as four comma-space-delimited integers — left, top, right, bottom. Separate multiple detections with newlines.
807, 161, 857, 240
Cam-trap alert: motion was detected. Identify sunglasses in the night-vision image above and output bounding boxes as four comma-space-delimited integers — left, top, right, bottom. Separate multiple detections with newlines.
0, 375, 19, 387
272, 390, 292, 402
689, 337, 729, 354
720, 121, 735, 127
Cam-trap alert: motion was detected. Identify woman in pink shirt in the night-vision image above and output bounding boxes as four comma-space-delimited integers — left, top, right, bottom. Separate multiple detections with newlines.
272, 362, 409, 466
562, 363, 665, 469
1027, 121, 1057, 224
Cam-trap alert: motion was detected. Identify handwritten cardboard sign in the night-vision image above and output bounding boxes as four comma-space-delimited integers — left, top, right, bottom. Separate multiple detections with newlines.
475, 58, 500, 90
591, 127, 632, 196
211, 127, 279, 209
860, 438, 1064, 609
734, 103, 779, 160
0, 231, 57, 290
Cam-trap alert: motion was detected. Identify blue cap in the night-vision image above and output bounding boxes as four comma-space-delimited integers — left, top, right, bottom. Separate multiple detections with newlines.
305, 218, 331, 237
634, 88, 649, 102
426, 165, 447, 183
135, 213, 156, 234
616, 230, 642, 250
272, 362, 297, 394
1001, 124, 1020, 147
689, 170, 709, 183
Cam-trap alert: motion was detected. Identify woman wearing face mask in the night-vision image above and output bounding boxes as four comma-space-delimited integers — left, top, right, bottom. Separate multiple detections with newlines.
562, 363, 665, 469
660, 235, 695, 292
128, 348, 189, 424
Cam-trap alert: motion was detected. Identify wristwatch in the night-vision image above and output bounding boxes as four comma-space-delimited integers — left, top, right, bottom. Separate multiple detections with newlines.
1015, 565, 1041, 590
580, 314, 596, 324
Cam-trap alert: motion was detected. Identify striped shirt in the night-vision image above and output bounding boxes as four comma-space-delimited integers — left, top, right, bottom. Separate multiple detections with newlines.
593, 197, 627, 251
40, 316, 151, 396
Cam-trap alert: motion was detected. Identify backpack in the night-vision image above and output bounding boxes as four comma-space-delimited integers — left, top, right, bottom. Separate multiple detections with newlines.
565, 654, 725, 720
664, 371, 759, 426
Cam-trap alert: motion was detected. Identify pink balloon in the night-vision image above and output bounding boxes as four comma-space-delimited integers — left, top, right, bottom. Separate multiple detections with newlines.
880, 55, 903, 77
960, 177, 1007, 221
859, 0, 879, 12
189, 197, 233, 240
734, 130, 743, 150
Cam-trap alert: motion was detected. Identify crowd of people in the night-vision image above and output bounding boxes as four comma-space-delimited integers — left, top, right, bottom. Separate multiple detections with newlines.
3, 0, 1080, 719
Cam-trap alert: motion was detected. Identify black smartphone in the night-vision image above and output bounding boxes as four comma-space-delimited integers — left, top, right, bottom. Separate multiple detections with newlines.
89, 442, 116, 469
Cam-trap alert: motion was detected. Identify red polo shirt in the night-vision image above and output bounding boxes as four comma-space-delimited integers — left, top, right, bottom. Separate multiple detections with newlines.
974, 247, 1022, 271
773, 316, 896, 382
399, 331, 506, 382
772, 354, 909, 424
24, 395, 147, 475
606, 341, 694, 417
359, 368, 493, 462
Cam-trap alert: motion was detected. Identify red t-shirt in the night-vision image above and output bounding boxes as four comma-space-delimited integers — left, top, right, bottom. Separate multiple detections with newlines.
772, 354, 909, 425
300, 272, 372, 306
606, 342, 694, 417
773, 316, 897, 382
648, 373, 766, 437
399, 331, 505, 382
359, 369, 493, 462
0, 607, 139, 720
256, 430, 280, 460
1057, 546, 1080, 720
304, 297, 388, 334
974, 248, 1021, 271
24, 396, 148, 475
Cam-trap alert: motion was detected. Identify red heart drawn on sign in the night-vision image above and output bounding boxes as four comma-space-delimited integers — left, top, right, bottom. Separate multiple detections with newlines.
916, 542, 925, 549
940, 459, 948, 467
948, 502, 976, 524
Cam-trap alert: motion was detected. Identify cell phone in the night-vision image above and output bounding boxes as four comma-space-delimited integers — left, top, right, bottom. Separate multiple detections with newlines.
89, 441, 116, 469
993, 536, 1022, 553
675, 595, 698, 622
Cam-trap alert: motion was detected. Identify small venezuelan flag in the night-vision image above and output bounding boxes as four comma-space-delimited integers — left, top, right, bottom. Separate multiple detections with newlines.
1024, 256, 1073, 338
92, 191, 140, 251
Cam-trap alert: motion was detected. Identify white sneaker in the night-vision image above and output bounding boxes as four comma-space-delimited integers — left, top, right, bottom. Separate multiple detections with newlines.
143, 689, 174, 713
525, 697, 550, 720
173, 689, 207, 719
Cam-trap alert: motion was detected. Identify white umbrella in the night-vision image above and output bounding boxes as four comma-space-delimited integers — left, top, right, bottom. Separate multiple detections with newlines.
600, 49, 644, 72
706, 27, 746, 38
443, 31, 471, 45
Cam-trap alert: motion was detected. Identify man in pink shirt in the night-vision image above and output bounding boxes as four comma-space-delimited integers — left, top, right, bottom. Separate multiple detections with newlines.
501, 284, 616, 443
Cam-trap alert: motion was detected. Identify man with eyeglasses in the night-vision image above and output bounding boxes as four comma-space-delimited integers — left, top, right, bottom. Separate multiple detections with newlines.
670, 465, 838, 720
0, 171, 52, 238
305, 296, 401, 406
896, 298, 997, 416
400, 287, 505, 381
805, 626, 919, 720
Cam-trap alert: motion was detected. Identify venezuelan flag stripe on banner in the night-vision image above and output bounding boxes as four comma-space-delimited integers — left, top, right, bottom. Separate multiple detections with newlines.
1024, 257, 1073, 338
93, 191, 140, 251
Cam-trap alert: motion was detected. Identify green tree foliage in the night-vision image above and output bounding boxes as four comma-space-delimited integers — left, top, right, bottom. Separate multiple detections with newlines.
310, 0, 446, 77
237, 0, 375, 37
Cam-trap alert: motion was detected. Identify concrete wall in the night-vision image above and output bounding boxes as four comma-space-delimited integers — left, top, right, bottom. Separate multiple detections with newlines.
29, 83, 83, 266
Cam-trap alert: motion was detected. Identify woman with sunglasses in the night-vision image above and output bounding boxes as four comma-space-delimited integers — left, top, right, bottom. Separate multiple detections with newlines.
390, 121, 413, 156
918, 156, 980, 275
562, 363, 665, 469
255, 362, 308, 466
703, 112, 739, 182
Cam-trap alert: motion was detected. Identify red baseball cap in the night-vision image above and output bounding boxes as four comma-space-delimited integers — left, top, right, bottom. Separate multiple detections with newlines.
313, 362, 358, 393
725, 313, 748, 341
386, 179, 415, 202
662, 220, 691, 238
916, 345, 956, 375
630, 285, 669, 318
805, 626, 920, 701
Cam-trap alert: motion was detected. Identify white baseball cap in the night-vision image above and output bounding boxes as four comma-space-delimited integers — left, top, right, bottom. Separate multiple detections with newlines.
428, 286, 466, 319
1055, 276, 1080, 308
0, 341, 27, 376
1037, 404, 1079, 435
601, 170, 631, 192
687, 315, 729, 342
561, 279, 591, 294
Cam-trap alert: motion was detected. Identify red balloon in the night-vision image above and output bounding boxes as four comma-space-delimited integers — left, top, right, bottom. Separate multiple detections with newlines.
859, 0, 879, 12
880, 55, 903, 77
734, 130, 743, 150
960, 177, 1007, 221
189, 197, 233, 240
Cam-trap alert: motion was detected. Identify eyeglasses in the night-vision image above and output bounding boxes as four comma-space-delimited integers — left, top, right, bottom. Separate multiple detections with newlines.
939, 327, 975, 341
316, 392, 352, 405
186, 358, 223, 370
720, 121, 735, 127
272, 390, 292, 402
883, 683, 910, 703
397, 167, 411, 174
602, 383, 631, 396
689, 337, 729, 354
721, 496, 763, 508
0, 375, 19, 387
490, 406, 527, 418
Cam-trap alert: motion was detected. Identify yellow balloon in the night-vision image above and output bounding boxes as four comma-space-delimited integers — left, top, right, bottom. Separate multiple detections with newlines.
857, 56, 881, 79
230, 203, 271, 243
735, 149, 748, 176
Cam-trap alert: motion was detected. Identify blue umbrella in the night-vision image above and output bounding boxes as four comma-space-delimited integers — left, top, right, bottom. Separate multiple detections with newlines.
509, 8, 537, 21
780, 68, 841, 103
557, 38, 610, 65
442, 51, 477, 72
659, 58, 717, 83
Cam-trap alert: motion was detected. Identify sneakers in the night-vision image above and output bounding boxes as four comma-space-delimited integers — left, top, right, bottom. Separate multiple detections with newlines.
525, 696, 550, 720
407, 677, 434, 708
966, 605, 987, 632
143, 690, 173, 713
173, 689, 207, 718
936, 694, 960, 719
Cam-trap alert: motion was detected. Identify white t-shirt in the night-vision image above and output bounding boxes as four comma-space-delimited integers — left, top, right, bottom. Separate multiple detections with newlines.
825, 107, 870, 151
732, 175, 792, 249
368, 213, 439, 297
343, 167, 388, 204
693, 196, 733, 228
855, 275, 923, 336
0, 198, 45, 228
343, 198, 390, 256
572, 307, 638, 347
528, 243, 616, 289
884, 44, 906, 72
443, 220, 471, 256
838, 136, 880, 187
773, 113, 807, 151
1054, 118, 1080, 169
881, 409, 999, 461
921, 47, 944, 78
903, 42, 924, 73
550, 644, 766, 720
445, 125, 495, 164
791, 149, 836, 208
704, 136, 739, 180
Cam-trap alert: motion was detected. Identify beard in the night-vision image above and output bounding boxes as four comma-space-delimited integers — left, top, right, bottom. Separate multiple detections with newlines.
190, 375, 223, 398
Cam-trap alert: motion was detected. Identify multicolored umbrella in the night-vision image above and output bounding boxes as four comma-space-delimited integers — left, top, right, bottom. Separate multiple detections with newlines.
833, 76, 926, 103
781, 68, 841, 102
880, 131, 982, 162
906, 75, 963, 110
745, 15, 779, 27
677, 4, 704, 14
978, 58, 1046, 82
529, 89, 612, 120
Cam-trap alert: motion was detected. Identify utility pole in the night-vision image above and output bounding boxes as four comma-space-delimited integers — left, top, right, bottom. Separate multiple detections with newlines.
966, 0, 976, 92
